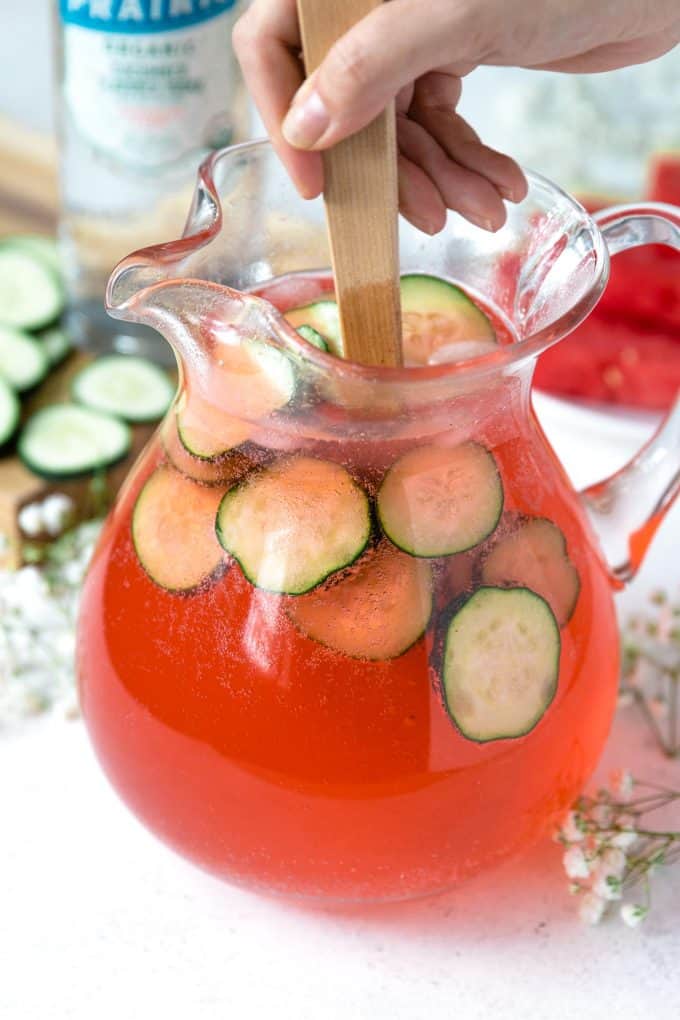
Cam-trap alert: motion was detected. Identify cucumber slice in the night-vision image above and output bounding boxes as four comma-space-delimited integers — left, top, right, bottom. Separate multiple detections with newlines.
481, 517, 580, 626
400, 274, 496, 366
40, 327, 72, 367
0, 235, 61, 275
296, 324, 329, 352
212, 338, 297, 420
71, 355, 175, 423
132, 465, 225, 592
0, 248, 63, 331
216, 455, 371, 595
0, 325, 49, 392
19, 404, 131, 479
284, 301, 342, 356
0, 375, 20, 448
161, 414, 242, 486
439, 586, 560, 742
289, 542, 432, 660
177, 397, 252, 460
377, 442, 503, 558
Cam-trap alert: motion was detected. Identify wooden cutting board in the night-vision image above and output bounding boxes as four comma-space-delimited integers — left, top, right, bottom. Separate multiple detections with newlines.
0, 115, 158, 570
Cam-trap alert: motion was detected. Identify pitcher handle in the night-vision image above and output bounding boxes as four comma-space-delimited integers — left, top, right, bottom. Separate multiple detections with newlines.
580, 203, 680, 586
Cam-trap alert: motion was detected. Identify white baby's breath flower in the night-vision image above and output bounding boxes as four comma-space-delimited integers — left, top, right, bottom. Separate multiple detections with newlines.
592, 871, 623, 902
559, 811, 585, 843
592, 802, 614, 827
563, 846, 592, 880
41, 494, 75, 537
609, 769, 634, 802
620, 903, 648, 928
600, 847, 627, 878
610, 815, 639, 850
579, 892, 607, 926
17, 503, 44, 538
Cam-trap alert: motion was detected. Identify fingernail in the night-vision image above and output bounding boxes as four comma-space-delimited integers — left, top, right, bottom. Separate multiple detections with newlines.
499, 184, 521, 203
467, 213, 497, 232
282, 90, 329, 149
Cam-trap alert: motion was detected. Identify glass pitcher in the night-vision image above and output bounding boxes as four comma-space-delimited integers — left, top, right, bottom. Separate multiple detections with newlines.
77, 140, 680, 903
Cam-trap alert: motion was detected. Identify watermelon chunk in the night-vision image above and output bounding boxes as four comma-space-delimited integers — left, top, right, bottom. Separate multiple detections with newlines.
535, 312, 680, 410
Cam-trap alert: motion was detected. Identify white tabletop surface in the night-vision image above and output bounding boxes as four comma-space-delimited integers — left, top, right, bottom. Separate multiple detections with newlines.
2, 396, 680, 1020
2, 7, 680, 1015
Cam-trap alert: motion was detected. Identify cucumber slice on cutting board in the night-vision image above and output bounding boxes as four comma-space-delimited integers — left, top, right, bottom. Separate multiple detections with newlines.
284, 301, 342, 355
216, 455, 371, 595
0, 376, 20, 448
377, 442, 503, 558
72, 355, 175, 423
288, 542, 432, 660
439, 586, 560, 742
132, 465, 225, 592
0, 248, 63, 331
481, 517, 581, 626
296, 324, 329, 352
0, 234, 61, 275
0, 325, 49, 392
400, 274, 496, 366
40, 327, 72, 367
18, 404, 131, 479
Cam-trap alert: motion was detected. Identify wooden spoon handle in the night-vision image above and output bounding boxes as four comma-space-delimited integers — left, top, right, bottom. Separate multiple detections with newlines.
297, 0, 403, 367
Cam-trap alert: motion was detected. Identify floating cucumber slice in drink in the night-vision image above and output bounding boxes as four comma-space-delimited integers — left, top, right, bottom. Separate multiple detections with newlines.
132, 466, 226, 592
284, 301, 342, 355
288, 542, 432, 660
377, 442, 503, 558
481, 517, 581, 626
439, 585, 560, 742
216, 455, 371, 595
296, 324, 329, 352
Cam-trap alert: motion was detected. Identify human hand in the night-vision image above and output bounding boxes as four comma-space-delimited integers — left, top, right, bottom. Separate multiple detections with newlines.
233, 0, 680, 233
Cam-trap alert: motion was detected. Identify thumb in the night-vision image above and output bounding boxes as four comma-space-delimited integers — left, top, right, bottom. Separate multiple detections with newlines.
282, 0, 486, 151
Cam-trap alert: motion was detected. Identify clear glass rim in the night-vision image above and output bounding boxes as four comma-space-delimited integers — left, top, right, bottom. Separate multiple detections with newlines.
112, 138, 611, 385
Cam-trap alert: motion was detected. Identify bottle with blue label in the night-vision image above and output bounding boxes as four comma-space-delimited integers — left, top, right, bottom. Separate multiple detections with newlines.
55, 0, 248, 358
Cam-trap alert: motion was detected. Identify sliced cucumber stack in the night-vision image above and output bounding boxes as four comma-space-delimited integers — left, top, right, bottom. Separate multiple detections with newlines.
72, 355, 175, 423
284, 301, 342, 355
0, 376, 20, 449
216, 455, 371, 595
0, 325, 49, 393
481, 517, 581, 626
40, 327, 72, 367
439, 586, 560, 742
0, 247, 63, 331
18, 404, 131, 479
0, 234, 61, 275
288, 542, 432, 660
377, 442, 503, 558
132, 466, 226, 592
